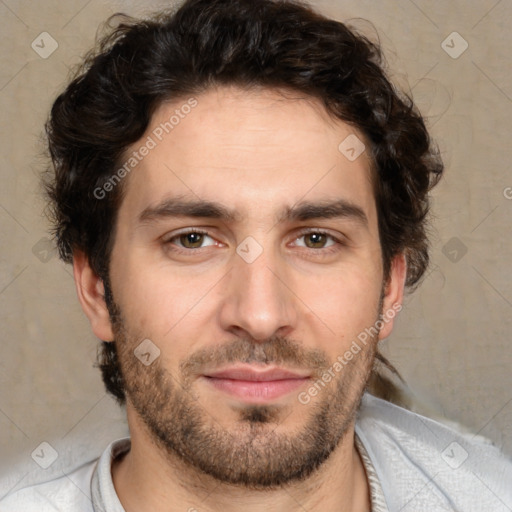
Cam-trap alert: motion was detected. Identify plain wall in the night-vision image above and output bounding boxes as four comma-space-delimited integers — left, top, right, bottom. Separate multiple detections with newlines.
1, 0, 511, 495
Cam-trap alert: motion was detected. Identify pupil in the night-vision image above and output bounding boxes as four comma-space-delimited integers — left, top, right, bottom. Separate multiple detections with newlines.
182, 233, 203, 247
308, 233, 324, 247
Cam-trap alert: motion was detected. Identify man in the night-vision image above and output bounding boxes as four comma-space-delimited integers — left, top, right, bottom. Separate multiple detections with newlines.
2, 0, 511, 510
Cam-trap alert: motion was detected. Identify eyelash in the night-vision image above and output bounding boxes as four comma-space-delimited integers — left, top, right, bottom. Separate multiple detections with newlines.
163, 228, 344, 256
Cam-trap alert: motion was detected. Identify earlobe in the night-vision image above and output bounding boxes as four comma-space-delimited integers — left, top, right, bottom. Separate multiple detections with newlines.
73, 251, 115, 341
378, 253, 407, 340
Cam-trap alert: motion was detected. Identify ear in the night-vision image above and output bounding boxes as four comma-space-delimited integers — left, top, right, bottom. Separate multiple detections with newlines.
73, 250, 114, 341
378, 252, 407, 340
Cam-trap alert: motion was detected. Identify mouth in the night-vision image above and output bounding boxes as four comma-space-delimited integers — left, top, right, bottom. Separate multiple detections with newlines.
201, 365, 311, 403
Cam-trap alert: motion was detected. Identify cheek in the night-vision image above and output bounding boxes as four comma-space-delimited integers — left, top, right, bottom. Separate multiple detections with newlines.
111, 255, 217, 347
295, 269, 382, 344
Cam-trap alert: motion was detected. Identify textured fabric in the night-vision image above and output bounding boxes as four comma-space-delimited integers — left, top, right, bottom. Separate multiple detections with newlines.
355, 394, 512, 511
2, 393, 511, 511
0, 460, 97, 511
355, 433, 389, 511
90, 438, 129, 512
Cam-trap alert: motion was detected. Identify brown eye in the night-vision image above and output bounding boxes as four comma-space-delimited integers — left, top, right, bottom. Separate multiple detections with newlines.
304, 232, 329, 248
178, 232, 205, 248
164, 230, 217, 253
292, 230, 339, 253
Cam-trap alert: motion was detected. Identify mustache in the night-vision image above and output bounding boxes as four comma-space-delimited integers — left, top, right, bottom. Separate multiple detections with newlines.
179, 335, 330, 379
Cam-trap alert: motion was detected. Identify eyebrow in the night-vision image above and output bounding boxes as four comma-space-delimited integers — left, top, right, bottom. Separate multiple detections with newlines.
278, 199, 368, 226
138, 197, 368, 227
139, 197, 241, 224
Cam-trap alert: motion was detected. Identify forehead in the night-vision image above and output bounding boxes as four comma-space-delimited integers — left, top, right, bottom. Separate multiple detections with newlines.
118, 86, 376, 226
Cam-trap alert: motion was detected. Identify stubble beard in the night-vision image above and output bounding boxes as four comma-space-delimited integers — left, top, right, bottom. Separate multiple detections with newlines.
109, 303, 379, 489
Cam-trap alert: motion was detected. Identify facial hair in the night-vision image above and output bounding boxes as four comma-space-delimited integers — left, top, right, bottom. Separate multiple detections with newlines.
108, 299, 381, 489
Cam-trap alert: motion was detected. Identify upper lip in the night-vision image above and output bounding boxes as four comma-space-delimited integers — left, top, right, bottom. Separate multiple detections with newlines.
203, 366, 311, 381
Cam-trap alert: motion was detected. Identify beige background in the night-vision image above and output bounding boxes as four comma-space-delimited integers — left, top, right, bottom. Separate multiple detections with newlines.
1, 0, 511, 496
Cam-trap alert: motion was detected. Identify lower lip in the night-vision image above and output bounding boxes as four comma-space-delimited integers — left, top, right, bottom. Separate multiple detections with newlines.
203, 377, 310, 402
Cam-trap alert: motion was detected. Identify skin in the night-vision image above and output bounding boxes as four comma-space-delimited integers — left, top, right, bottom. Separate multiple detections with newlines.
74, 85, 406, 512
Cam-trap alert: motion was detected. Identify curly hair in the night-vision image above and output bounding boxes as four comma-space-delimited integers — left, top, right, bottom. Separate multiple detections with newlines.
45, 0, 443, 404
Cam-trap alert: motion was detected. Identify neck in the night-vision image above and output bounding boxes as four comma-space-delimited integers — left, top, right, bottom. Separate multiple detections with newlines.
112, 410, 371, 512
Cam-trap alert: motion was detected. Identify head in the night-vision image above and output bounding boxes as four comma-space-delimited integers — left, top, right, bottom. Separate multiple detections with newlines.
46, 0, 442, 487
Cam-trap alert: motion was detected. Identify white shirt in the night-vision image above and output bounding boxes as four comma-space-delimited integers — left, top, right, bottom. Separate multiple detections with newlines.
2, 393, 511, 511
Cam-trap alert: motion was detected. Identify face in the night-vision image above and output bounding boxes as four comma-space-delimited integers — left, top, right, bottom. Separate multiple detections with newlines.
82, 86, 404, 487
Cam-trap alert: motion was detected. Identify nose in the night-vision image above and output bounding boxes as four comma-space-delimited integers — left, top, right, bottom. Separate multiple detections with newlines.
218, 243, 298, 342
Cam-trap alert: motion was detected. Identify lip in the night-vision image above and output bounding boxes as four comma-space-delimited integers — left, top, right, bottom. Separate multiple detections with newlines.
202, 365, 311, 403
204, 366, 311, 381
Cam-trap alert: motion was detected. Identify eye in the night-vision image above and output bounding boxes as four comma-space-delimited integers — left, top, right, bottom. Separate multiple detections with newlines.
294, 230, 338, 249
306, 232, 333, 249
165, 230, 216, 249
162, 228, 342, 256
